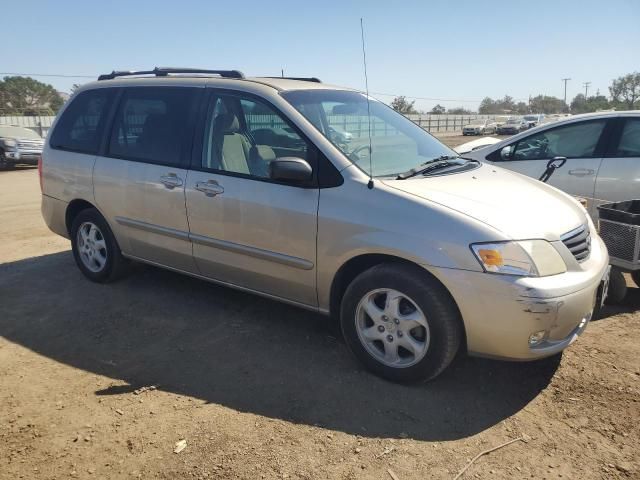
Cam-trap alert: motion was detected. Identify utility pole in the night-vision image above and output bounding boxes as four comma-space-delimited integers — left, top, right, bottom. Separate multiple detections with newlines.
583, 81, 591, 98
561, 78, 571, 104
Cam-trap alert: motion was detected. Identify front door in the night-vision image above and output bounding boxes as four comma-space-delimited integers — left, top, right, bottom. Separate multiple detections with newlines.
94, 86, 200, 272
491, 119, 609, 216
185, 91, 319, 307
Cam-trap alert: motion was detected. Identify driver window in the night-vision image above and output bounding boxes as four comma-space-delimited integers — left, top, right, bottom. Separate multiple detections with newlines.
201, 94, 310, 179
511, 120, 606, 161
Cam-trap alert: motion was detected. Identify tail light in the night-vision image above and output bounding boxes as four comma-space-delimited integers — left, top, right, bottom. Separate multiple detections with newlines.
37, 155, 43, 193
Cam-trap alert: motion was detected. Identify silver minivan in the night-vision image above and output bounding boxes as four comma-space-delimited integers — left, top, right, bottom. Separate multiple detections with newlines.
41, 68, 609, 383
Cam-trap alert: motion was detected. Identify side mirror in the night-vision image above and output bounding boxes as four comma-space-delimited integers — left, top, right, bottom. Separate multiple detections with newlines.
269, 157, 313, 183
500, 145, 513, 160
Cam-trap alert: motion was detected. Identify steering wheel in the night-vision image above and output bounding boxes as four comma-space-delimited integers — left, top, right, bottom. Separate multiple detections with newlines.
349, 145, 371, 162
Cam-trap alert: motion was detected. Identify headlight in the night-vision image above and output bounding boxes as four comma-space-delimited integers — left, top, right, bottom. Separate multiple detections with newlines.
471, 240, 566, 277
3, 138, 17, 148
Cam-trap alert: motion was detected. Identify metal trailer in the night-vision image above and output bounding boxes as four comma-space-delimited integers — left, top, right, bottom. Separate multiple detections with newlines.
597, 200, 640, 303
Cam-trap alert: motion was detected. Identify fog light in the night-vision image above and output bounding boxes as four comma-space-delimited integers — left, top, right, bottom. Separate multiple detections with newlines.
528, 330, 547, 346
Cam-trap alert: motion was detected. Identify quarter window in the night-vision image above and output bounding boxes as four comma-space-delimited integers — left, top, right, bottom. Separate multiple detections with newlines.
201, 94, 310, 178
614, 119, 640, 157
108, 87, 195, 166
511, 120, 607, 160
50, 89, 113, 154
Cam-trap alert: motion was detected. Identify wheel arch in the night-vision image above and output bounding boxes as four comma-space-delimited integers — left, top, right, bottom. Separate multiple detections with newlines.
329, 253, 467, 350
65, 199, 98, 235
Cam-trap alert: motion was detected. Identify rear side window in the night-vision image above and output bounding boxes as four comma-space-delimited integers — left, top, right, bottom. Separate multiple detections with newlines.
108, 87, 195, 166
614, 119, 640, 157
50, 89, 113, 154
511, 120, 607, 160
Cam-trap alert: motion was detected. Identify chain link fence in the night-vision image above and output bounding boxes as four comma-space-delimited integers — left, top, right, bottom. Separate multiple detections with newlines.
0, 112, 501, 140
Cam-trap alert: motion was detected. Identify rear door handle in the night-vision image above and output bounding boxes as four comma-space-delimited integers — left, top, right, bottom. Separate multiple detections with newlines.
568, 169, 595, 177
160, 173, 184, 189
195, 180, 224, 197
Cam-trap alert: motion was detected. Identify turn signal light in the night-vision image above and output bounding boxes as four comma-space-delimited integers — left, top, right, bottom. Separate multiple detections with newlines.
477, 249, 503, 267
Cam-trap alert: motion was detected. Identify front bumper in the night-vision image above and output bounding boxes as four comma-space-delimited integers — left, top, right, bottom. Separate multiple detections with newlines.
4, 149, 41, 165
428, 235, 609, 360
497, 128, 518, 135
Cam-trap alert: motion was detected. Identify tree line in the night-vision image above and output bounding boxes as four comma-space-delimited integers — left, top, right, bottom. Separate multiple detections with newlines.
391, 72, 640, 115
0, 76, 64, 115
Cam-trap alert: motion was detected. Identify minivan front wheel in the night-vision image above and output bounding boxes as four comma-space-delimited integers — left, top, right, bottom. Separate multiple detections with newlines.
340, 263, 462, 383
71, 208, 129, 283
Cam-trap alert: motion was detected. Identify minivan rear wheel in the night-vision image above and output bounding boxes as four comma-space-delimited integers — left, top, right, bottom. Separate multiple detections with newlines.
70, 208, 129, 283
340, 263, 462, 383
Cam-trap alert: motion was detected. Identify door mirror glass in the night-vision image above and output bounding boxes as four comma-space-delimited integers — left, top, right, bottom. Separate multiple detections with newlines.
500, 145, 513, 160
269, 157, 313, 183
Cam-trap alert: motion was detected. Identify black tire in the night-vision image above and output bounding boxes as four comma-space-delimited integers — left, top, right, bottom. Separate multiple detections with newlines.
340, 263, 462, 383
605, 267, 627, 305
0, 149, 11, 170
70, 208, 129, 283
631, 270, 640, 288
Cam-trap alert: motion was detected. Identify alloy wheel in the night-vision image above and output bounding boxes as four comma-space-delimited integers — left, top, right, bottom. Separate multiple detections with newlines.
355, 288, 430, 368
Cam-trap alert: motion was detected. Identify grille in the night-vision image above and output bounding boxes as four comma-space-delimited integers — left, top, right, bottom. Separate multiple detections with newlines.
598, 219, 640, 264
561, 224, 591, 262
17, 140, 44, 149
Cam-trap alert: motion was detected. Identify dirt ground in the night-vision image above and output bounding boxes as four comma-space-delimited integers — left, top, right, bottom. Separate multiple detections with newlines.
1, 166, 639, 480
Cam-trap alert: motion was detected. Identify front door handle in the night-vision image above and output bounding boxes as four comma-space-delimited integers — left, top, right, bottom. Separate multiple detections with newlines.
568, 168, 595, 177
195, 180, 224, 197
160, 173, 184, 189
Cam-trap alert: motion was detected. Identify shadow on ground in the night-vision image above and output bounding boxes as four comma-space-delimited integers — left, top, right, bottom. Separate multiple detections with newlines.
1, 252, 565, 441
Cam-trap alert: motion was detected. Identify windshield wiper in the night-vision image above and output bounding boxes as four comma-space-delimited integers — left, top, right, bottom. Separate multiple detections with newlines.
396, 155, 476, 180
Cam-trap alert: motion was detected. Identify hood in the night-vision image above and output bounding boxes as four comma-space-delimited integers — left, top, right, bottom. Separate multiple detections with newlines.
454, 136, 500, 154
1, 135, 44, 144
382, 163, 586, 240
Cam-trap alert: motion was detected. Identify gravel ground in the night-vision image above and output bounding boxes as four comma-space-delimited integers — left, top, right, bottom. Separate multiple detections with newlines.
1, 167, 638, 480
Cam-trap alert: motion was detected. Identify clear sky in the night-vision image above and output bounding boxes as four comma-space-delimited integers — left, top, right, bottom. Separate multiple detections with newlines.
3, 0, 639, 111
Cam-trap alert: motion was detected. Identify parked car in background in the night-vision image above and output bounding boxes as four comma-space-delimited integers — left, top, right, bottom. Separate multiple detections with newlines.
0, 125, 45, 168
41, 68, 609, 383
523, 114, 545, 128
493, 115, 510, 129
541, 113, 572, 125
496, 117, 528, 135
462, 118, 497, 136
464, 111, 640, 218
328, 126, 353, 145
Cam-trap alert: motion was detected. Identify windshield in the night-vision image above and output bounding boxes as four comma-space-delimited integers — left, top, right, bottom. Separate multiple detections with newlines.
470, 119, 486, 125
281, 90, 457, 177
0, 125, 42, 140
506, 118, 521, 124
523, 115, 537, 121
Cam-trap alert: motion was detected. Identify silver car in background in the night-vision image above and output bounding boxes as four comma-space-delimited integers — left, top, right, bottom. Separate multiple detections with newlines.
0, 125, 45, 168
464, 111, 640, 219
41, 68, 609, 383
462, 118, 497, 135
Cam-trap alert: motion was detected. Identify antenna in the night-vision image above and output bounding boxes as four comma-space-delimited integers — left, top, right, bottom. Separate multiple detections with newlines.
360, 18, 374, 189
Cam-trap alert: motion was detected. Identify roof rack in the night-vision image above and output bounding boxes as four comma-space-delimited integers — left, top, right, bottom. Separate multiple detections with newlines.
263, 76, 322, 83
98, 67, 245, 81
